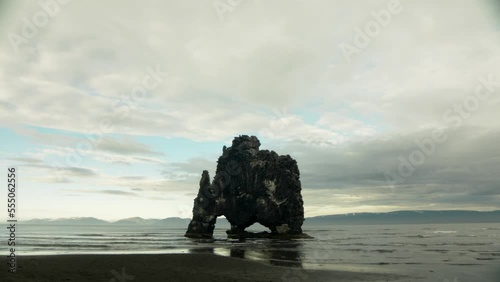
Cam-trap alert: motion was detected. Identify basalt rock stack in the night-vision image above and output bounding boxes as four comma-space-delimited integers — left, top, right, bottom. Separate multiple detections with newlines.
185, 135, 305, 239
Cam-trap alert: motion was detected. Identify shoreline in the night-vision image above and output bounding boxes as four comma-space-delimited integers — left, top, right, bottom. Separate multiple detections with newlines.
0, 253, 405, 282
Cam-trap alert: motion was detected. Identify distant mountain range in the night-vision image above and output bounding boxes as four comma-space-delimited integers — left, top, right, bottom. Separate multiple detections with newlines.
24, 217, 195, 227
23, 216, 232, 228
305, 210, 500, 225
22, 210, 500, 226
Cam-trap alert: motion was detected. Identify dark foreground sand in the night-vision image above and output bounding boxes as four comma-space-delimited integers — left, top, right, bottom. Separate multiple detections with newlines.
0, 254, 405, 282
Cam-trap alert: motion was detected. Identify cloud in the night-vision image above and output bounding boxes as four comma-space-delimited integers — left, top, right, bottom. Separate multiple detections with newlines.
8, 157, 43, 163
284, 126, 500, 213
164, 157, 217, 180
11, 157, 97, 178
62, 166, 97, 177
6, 156, 97, 183
67, 189, 138, 197
120, 176, 147, 181
95, 138, 163, 156
99, 190, 138, 196
317, 113, 377, 137
1, 0, 497, 144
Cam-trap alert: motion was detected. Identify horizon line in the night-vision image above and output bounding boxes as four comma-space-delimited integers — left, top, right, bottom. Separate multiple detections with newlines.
6, 209, 500, 222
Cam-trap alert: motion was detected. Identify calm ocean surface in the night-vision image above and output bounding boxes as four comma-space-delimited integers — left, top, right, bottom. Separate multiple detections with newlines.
5, 223, 500, 281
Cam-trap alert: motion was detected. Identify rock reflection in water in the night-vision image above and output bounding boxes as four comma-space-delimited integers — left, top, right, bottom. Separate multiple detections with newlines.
189, 247, 215, 254
187, 238, 304, 268
230, 240, 304, 267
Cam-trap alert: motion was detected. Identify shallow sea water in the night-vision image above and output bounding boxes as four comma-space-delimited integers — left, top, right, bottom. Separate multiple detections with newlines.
5, 223, 500, 281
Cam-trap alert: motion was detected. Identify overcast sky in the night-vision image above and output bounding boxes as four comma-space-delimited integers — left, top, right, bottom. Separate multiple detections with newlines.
0, 0, 499, 221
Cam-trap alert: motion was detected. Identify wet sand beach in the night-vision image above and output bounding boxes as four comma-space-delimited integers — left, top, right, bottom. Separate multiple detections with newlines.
1, 253, 404, 282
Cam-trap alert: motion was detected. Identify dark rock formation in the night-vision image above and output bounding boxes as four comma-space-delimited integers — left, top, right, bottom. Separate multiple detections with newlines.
185, 135, 305, 238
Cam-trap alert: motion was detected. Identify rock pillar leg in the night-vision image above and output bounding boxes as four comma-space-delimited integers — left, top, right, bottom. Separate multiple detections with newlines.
185, 171, 218, 238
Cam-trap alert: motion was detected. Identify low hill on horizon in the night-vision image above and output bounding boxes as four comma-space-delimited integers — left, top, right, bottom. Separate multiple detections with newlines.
21, 210, 500, 226
305, 210, 500, 225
